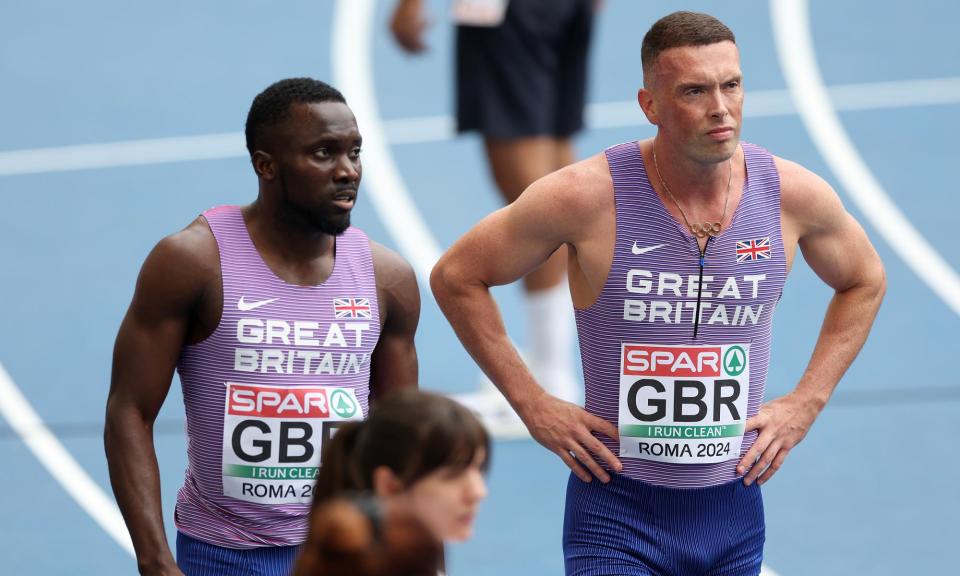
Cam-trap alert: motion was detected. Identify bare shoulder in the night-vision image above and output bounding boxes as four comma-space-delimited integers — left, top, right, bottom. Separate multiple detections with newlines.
775, 156, 846, 237
369, 240, 420, 326
136, 216, 219, 311
150, 216, 218, 276
369, 240, 418, 292
525, 152, 613, 209
511, 152, 614, 238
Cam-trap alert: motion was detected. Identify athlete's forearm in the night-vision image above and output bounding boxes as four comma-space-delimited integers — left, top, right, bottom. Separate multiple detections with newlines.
104, 407, 178, 575
430, 267, 545, 414
793, 278, 885, 409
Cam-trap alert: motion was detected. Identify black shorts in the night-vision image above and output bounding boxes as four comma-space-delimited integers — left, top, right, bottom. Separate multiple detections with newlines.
455, 0, 594, 139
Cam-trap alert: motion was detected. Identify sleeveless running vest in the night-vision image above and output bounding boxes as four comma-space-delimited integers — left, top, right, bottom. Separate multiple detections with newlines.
576, 142, 787, 488
175, 205, 381, 548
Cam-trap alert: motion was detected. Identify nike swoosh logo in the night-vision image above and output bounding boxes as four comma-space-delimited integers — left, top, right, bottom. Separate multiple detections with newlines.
632, 242, 666, 255
237, 296, 279, 311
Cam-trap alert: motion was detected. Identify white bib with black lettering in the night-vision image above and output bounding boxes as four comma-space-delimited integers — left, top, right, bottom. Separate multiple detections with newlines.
618, 343, 749, 464
222, 382, 362, 504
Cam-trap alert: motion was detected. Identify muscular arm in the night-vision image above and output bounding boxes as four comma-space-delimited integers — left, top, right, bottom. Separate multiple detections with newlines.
369, 242, 420, 401
104, 221, 216, 575
431, 157, 622, 482
739, 158, 886, 485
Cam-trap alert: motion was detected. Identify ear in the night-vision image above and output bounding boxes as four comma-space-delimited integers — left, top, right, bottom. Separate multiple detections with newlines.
252, 150, 276, 180
638, 88, 658, 126
372, 466, 405, 497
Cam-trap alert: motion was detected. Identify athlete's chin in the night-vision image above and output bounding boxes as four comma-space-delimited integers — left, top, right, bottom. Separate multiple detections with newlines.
695, 140, 739, 164
312, 213, 351, 236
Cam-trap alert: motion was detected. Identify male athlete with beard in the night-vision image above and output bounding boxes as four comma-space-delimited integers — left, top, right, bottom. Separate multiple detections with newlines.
432, 12, 885, 575
105, 78, 420, 576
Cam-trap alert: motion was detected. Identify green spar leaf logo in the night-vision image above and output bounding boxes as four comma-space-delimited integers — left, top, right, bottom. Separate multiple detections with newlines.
330, 389, 357, 418
723, 346, 746, 377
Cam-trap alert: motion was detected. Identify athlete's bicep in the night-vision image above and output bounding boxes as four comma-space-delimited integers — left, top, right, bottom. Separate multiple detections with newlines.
799, 212, 878, 293
468, 208, 564, 286
370, 243, 420, 399
442, 177, 584, 289
784, 162, 882, 293
369, 331, 418, 401
108, 232, 211, 421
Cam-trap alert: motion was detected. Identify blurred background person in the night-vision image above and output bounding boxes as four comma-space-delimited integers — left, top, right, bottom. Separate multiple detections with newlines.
390, 0, 601, 419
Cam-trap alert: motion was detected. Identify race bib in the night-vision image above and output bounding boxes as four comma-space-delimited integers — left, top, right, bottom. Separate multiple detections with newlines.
452, 0, 509, 26
222, 382, 363, 504
618, 343, 749, 464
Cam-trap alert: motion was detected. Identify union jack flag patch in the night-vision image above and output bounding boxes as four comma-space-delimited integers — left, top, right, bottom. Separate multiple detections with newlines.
735, 237, 772, 263
333, 297, 372, 319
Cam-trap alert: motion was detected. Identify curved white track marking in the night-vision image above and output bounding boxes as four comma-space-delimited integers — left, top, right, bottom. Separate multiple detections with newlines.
771, 0, 960, 317
331, 0, 442, 283
0, 363, 135, 556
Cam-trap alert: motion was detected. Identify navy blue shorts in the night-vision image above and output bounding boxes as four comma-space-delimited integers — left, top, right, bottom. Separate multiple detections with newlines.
455, 0, 593, 139
563, 473, 764, 576
176, 532, 301, 576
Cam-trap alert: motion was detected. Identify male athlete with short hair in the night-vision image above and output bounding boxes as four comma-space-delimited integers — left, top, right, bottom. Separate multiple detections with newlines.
105, 78, 420, 576
431, 11, 885, 575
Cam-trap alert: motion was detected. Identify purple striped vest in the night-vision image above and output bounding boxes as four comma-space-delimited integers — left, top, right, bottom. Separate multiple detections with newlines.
175, 205, 380, 547
576, 142, 786, 488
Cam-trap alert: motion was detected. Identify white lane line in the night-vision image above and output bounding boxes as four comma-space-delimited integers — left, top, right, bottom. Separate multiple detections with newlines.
331, 0, 442, 283
771, 0, 960, 317
3, 77, 960, 177
0, 362, 135, 556
0, 132, 244, 176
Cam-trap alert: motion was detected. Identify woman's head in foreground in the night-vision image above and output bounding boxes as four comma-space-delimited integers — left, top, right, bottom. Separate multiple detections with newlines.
314, 389, 491, 541
294, 495, 441, 576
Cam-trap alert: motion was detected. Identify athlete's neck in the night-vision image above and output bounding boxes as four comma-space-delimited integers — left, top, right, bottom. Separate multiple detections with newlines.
647, 137, 740, 202
242, 202, 337, 285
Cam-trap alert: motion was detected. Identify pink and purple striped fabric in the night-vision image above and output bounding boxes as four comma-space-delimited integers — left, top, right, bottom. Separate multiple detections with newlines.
576, 141, 787, 488
175, 205, 380, 548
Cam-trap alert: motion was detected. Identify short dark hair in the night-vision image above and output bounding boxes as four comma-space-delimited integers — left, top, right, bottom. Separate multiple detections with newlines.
245, 77, 347, 156
641, 12, 736, 83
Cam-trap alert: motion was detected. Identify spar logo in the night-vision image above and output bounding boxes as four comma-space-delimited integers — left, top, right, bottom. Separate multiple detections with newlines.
622, 345, 722, 377
622, 345, 747, 378
229, 384, 338, 418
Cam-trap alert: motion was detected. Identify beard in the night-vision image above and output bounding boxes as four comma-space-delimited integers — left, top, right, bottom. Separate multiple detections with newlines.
280, 174, 352, 236
310, 210, 351, 236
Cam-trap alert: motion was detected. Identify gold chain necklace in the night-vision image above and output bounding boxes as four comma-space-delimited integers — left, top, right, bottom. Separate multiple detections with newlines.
652, 140, 733, 238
